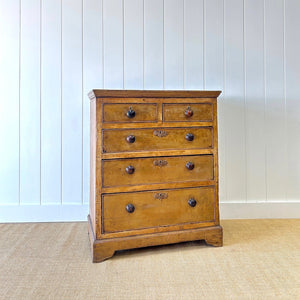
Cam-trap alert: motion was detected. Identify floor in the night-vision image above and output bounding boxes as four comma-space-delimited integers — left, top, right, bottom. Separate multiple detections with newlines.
0, 219, 299, 299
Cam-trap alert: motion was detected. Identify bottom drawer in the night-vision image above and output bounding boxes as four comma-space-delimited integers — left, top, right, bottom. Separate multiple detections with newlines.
102, 186, 215, 234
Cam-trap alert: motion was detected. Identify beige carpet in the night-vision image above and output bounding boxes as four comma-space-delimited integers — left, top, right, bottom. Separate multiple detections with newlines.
0, 220, 299, 300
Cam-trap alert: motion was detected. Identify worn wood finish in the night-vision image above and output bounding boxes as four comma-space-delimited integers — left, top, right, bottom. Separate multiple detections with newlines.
102, 127, 213, 153
101, 180, 216, 195
88, 89, 222, 262
100, 220, 216, 240
101, 121, 214, 129
97, 97, 218, 104
103, 186, 215, 233
89, 90, 221, 99
89, 99, 96, 234
101, 148, 214, 160
88, 214, 223, 263
212, 101, 220, 224
102, 155, 214, 188
163, 103, 213, 122
103, 103, 158, 123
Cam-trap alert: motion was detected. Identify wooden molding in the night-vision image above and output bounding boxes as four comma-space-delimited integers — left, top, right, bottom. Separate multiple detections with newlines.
88, 89, 222, 100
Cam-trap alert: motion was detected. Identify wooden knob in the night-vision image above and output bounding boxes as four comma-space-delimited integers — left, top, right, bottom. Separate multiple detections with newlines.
185, 106, 193, 117
126, 135, 135, 143
188, 198, 197, 207
126, 165, 135, 174
186, 162, 194, 170
126, 203, 135, 213
185, 133, 194, 141
127, 107, 135, 118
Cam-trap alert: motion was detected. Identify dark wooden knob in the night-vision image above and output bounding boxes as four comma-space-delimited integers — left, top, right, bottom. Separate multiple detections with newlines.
126, 203, 135, 213
186, 162, 194, 170
185, 133, 194, 141
126, 165, 135, 174
188, 198, 197, 207
127, 107, 135, 118
126, 135, 135, 143
185, 106, 193, 117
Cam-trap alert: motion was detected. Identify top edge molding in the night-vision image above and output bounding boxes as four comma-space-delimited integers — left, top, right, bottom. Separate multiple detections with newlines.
88, 89, 222, 100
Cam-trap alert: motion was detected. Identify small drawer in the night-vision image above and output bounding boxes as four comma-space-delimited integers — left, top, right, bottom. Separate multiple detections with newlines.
102, 127, 213, 153
163, 103, 213, 122
103, 103, 158, 123
102, 186, 215, 233
102, 154, 214, 188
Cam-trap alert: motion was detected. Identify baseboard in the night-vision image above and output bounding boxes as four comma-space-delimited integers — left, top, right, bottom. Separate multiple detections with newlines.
0, 202, 299, 223
220, 202, 300, 219
0, 204, 89, 223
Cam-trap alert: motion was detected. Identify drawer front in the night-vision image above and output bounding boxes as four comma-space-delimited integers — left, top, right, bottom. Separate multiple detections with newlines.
102, 155, 213, 188
163, 103, 213, 122
103, 103, 158, 123
102, 127, 213, 153
102, 186, 215, 233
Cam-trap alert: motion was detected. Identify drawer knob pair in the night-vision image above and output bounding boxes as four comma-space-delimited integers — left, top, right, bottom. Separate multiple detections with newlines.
127, 133, 193, 143
126, 199, 196, 213
127, 107, 135, 118
185, 106, 194, 117
126, 162, 194, 173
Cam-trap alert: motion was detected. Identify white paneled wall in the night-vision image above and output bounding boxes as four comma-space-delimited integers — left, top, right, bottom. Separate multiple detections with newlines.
41, 0, 62, 205
0, 0, 299, 222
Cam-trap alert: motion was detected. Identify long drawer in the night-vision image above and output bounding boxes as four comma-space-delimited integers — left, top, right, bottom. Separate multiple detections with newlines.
102, 154, 214, 188
102, 127, 213, 153
102, 186, 215, 233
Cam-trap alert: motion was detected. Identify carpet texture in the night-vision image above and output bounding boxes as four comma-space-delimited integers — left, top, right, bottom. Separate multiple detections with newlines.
0, 219, 299, 299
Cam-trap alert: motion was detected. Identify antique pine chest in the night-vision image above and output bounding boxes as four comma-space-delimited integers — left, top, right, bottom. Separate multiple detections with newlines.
88, 90, 223, 262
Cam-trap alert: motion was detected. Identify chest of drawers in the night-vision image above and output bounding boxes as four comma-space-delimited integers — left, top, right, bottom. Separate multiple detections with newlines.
88, 90, 223, 262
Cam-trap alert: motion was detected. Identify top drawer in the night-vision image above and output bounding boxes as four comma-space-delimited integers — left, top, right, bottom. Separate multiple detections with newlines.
163, 103, 213, 122
103, 103, 158, 123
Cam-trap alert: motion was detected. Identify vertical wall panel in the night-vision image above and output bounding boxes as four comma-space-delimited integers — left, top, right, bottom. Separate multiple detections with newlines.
164, 0, 184, 89
204, 0, 223, 90
20, 0, 41, 204
224, 0, 246, 202
1, 0, 300, 220
144, 0, 163, 89
62, 0, 82, 204
184, 0, 203, 89
0, 0, 20, 204
244, 0, 266, 202
204, 0, 225, 201
124, 0, 143, 89
41, 0, 61, 204
265, 0, 286, 202
285, 0, 300, 201
83, 0, 103, 204
103, 0, 123, 88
